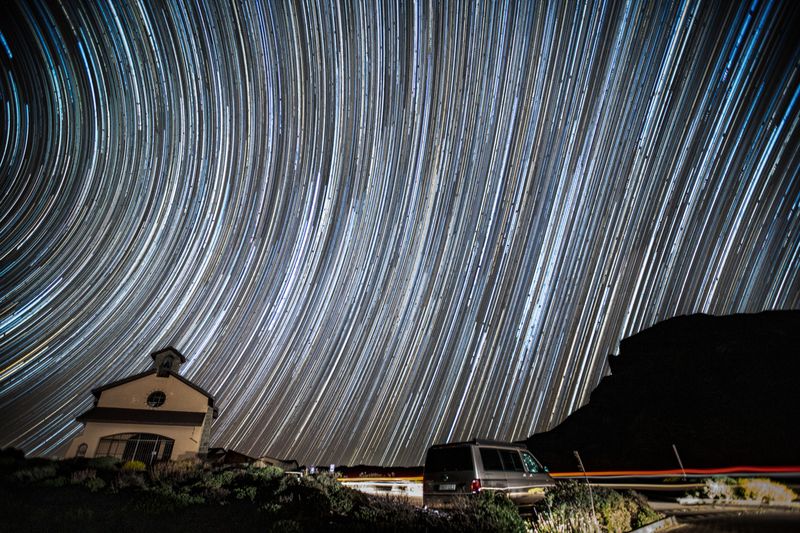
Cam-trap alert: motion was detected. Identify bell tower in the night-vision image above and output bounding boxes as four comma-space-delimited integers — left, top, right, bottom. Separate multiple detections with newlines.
151, 347, 186, 377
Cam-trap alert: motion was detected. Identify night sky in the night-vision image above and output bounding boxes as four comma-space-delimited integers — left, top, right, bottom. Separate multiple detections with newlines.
1, 1, 798, 466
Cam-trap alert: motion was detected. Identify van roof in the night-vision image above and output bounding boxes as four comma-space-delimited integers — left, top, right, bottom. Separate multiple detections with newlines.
429, 438, 527, 449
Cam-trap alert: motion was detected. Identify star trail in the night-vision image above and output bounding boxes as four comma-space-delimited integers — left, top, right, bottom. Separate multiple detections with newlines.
1, 0, 799, 466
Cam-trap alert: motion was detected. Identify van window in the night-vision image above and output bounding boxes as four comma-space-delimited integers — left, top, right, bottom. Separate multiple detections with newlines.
425, 446, 473, 473
480, 448, 504, 471
521, 451, 543, 473
499, 450, 525, 472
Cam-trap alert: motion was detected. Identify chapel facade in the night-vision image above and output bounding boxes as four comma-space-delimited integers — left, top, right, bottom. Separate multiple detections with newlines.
64, 347, 218, 463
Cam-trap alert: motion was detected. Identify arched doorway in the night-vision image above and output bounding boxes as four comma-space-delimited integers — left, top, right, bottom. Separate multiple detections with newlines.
95, 433, 174, 464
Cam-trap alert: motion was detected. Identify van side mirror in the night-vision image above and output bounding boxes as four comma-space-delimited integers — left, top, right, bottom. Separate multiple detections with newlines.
544, 466, 549, 472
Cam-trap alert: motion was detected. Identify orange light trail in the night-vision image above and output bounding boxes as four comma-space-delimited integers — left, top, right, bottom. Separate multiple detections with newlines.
550, 466, 800, 477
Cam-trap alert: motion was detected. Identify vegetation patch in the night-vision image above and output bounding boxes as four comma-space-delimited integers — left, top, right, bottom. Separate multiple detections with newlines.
0, 448, 527, 532
529, 480, 661, 533
697, 477, 797, 504
2, 449, 667, 532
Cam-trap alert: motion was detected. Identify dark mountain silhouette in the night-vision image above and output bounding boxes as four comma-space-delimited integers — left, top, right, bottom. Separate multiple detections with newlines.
525, 310, 800, 472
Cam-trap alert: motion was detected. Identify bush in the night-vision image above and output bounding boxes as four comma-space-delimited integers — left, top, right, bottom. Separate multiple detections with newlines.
203, 469, 238, 489
63, 507, 95, 522
738, 478, 797, 503
70, 469, 97, 485
596, 490, 631, 532
150, 458, 204, 484
702, 476, 736, 500
114, 471, 148, 491
0, 447, 25, 473
531, 481, 661, 533
311, 472, 359, 515
625, 490, 661, 528
346, 490, 526, 533
41, 476, 68, 488
122, 460, 146, 472
249, 464, 284, 481
89, 456, 120, 470
453, 490, 528, 533
84, 476, 106, 492
196, 469, 242, 502
352, 495, 404, 527
0, 447, 25, 461
266, 519, 303, 533
148, 484, 205, 507
533, 481, 601, 532
533, 506, 600, 533
701, 477, 797, 504
13, 464, 58, 483
273, 474, 338, 517
235, 485, 257, 502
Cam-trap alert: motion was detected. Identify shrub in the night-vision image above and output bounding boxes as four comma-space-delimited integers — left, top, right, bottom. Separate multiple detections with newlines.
233, 465, 284, 498
596, 490, 631, 532
533, 480, 600, 532
312, 472, 359, 515
84, 476, 106, 492
114, 471, 148, 491
531, 481, 661, 533
70, 469, 97, 485
196, 469, 241, 502
417, 492, 530, 533
260, 501, 282, 515
533, 506, 600, 533
702, 477, 736, 500
738, 478, 797, 503
0, 447, 25, 461
122, 460, 146, 472
63, 507, 95, 522
13, 464, 58, 483
41, 475, 68, 488
456, 490, 528, 533
150, 458, 203, 484
235, 485, 257, 502
701, 477, 797, 504
266, 519, 303, 533
89, 456, 120, 470
274, 474, 337, 517
249, 464, 284, 481
0, 447, 25, 473
350, 493, 433, 531
148, 484, 205, 507
625, 490, 661, 528
203, 469, 238, 489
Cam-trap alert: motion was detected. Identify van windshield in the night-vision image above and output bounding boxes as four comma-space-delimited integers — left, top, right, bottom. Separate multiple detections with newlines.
521, 451, 544, 473
425, 446, 473, 473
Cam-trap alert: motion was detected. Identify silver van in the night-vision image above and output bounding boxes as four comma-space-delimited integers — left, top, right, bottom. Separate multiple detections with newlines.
422, 439, 555, 510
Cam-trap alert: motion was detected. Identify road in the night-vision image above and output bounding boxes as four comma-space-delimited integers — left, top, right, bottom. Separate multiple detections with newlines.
665, 508, 800, 532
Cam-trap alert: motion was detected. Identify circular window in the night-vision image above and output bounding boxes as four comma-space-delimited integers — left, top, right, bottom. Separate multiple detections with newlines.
147, 391, 166, 407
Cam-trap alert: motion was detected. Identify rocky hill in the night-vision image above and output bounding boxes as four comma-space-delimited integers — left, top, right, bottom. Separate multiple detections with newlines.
526, 310, 800, 471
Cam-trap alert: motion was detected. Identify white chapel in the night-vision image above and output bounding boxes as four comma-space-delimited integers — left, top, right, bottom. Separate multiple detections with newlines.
65, 347, 218, 463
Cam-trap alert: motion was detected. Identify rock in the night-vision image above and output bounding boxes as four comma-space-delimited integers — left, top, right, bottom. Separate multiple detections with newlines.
526, 310, 800, 471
